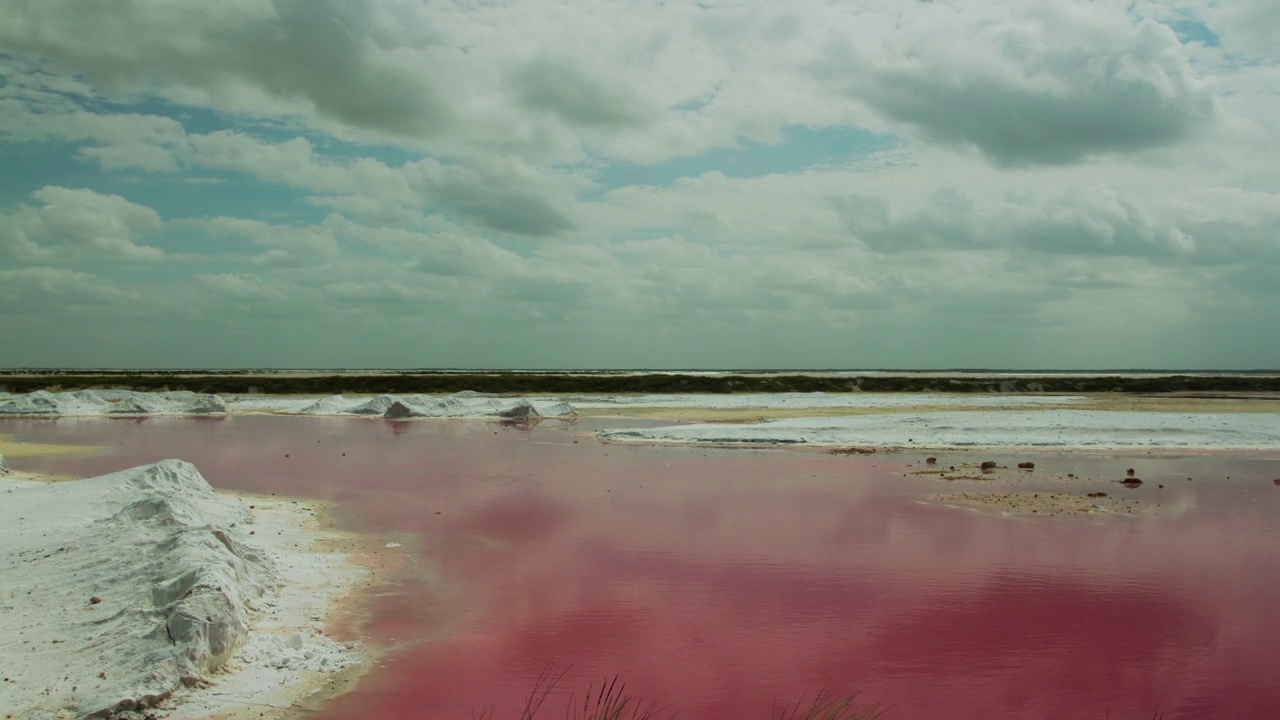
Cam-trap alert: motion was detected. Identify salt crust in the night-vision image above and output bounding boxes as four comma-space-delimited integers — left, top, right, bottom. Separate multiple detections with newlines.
567, 392, 1086, 410
598, 410, 1280, 450
0, 460, 362, 720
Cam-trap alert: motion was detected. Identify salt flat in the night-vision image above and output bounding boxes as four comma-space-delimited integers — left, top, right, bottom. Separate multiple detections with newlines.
598, 410, 1280, 450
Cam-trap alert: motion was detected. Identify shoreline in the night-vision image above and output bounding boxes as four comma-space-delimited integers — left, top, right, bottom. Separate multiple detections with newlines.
163, 492, 379, 720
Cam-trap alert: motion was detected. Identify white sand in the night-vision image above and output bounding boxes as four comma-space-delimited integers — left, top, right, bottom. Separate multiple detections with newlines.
0, 461, 366, 720
598, 410, 1280, 450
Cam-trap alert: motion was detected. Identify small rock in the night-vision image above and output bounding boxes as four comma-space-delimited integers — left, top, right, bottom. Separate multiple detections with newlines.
926, 457, 937, 465
1126, 468, 1136, 477
1087, 492, 1108, 498
89, 596, 102, 605
1122, 478, 1143, 488
1017, 462, 1035, 469
1273, 479, 1280, 486
980, 461, 997, 469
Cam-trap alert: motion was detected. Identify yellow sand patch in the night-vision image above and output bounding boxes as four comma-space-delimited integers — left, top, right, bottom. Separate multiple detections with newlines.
0, 434, 106, 457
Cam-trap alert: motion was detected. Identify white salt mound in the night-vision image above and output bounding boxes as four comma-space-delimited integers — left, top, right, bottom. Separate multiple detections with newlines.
0, 391, 229, 417
347, 394, 404, 415
597, 410, 1280, 450
303, 393, 570, 419
0, 389, 63, 415
533, 400, 578, 418
108, 395, 169, 415
0, 460, 277, 720
236, 630, 356, 673
296, 395, 352, 415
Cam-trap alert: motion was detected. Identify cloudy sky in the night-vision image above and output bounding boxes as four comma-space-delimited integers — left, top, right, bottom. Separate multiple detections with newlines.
1, 0, 1277, 369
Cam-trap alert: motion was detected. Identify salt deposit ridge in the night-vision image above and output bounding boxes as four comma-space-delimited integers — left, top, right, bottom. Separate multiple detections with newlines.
0, 390, 577, 419
0, 460, 361, 720
0, 390, 228, 416
0, 389, 1096, 419
598, 411, 1280, 450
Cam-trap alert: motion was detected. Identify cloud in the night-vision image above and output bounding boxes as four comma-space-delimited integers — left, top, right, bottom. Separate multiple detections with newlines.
0, 267, 140, 310
198, 216, 341, 259
836, 186, 1198, 257
409, 157, 576, 236
821, 3, 1217, 166
0, 186, 164, 261
1208, 0, 1280, 55
510, 56, 656, 130
0, 0, 450, 139
0, 0, 1276, 368
196, 272, 291, 303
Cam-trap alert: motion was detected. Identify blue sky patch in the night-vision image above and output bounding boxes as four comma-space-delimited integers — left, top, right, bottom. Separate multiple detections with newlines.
588, 124, 898, 196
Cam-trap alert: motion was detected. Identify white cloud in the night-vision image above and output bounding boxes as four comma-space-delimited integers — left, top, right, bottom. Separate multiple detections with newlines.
0, 186, 164, 261
0, 267, 141, 310
197, 216, 341, 259
0, 0, 1276, 367
818, 2, 1216, 166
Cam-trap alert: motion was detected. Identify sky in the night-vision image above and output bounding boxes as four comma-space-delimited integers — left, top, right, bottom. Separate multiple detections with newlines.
0, 0, 1277, 370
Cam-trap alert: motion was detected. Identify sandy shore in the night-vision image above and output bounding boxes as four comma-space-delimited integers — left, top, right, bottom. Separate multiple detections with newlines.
0, 434, 106, 458
0, 462, 376, 720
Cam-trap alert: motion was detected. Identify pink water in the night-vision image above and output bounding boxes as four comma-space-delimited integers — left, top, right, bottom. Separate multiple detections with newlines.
6, 415, 1280, 719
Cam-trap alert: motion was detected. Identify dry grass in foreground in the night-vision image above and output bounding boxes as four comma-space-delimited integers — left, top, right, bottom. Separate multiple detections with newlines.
475, 665, 1172, 720
477, 665, 885, 720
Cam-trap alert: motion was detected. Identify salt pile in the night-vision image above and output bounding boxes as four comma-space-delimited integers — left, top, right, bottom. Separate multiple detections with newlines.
235, 630, 356, 672
0, 390, 229, 417
534, 400, 578, 418
598, 410, 1280, 450
0, 460, 276, 719
108, 394, 169, 415
295, 395, 353, 415
0, 389, 66, 415
297, 392, 576, 419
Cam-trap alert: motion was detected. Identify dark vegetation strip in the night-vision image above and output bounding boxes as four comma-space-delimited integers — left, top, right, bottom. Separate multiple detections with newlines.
3, 371, 1280, 394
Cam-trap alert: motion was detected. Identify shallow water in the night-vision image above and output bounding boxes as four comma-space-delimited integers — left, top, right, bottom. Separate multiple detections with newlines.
5, 416, 1280, 719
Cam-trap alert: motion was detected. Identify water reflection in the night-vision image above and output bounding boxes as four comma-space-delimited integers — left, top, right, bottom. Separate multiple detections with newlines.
3, 416, 1278, 719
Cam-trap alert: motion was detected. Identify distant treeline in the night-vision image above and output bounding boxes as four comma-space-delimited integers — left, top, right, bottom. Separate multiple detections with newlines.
3, 372, 1280, 394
